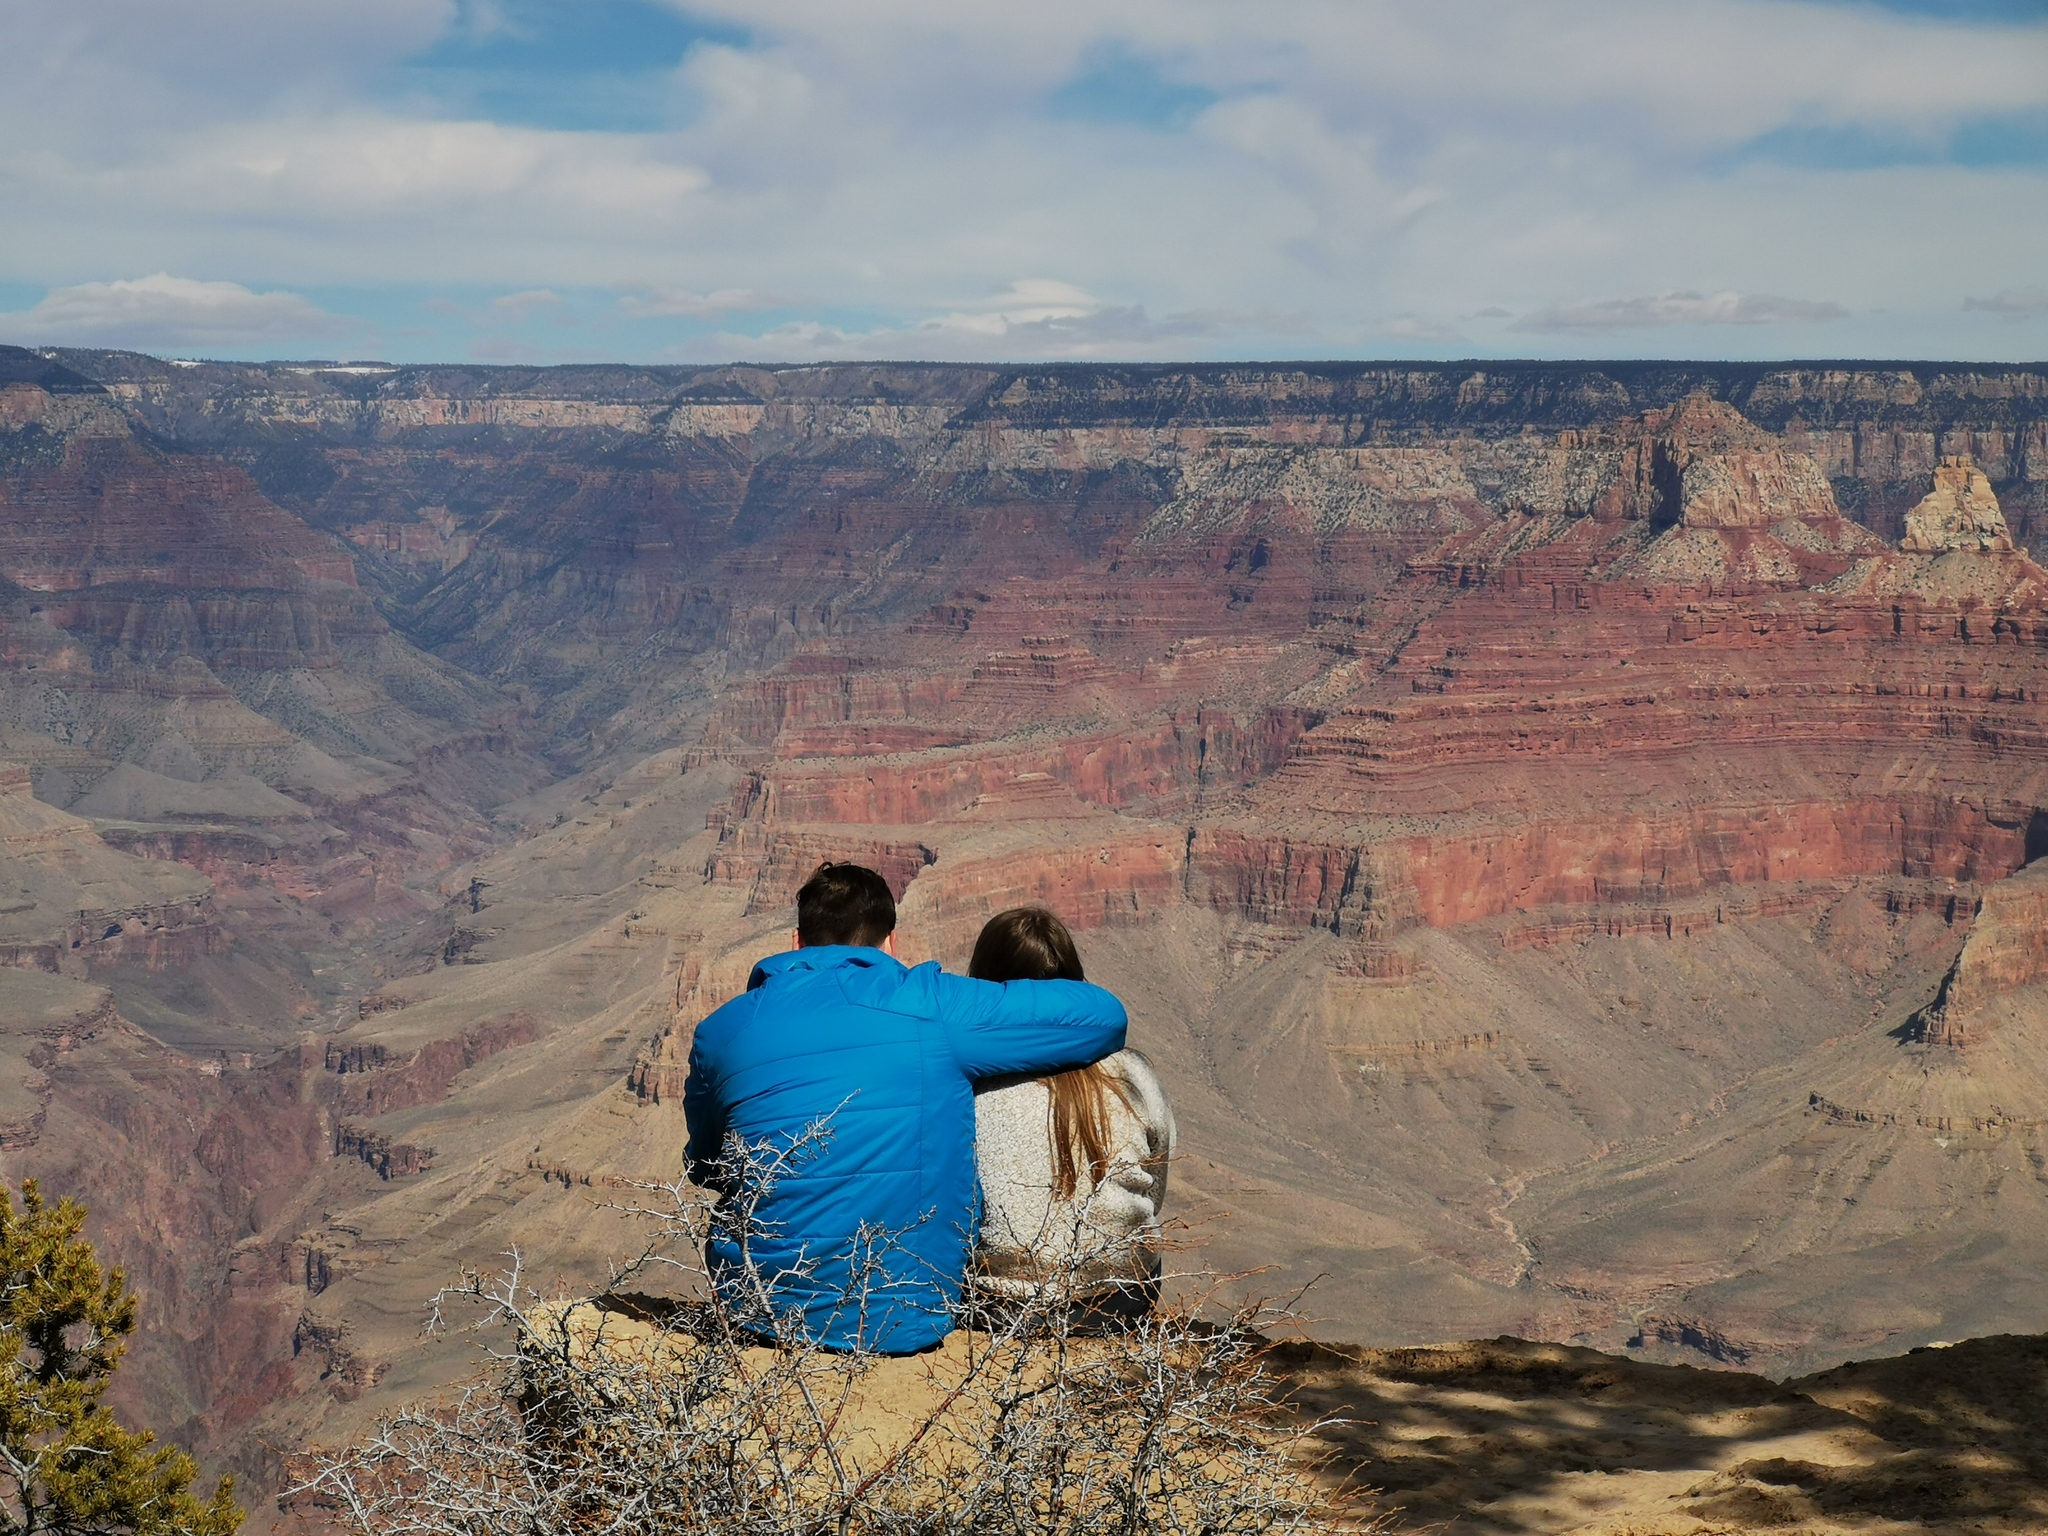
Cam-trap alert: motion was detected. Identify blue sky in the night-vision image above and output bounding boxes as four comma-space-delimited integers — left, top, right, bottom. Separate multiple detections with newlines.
1, 0, 2044, 363
380, 1, 746, 132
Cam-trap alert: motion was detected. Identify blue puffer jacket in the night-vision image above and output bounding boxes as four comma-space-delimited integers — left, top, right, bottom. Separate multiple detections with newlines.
683, 945, 1127, 1354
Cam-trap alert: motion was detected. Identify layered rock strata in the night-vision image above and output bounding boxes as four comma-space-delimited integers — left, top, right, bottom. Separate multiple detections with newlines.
0, 354, 551, 1037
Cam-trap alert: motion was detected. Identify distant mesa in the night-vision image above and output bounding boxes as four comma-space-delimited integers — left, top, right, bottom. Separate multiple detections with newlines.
1900, 454, 2014, 554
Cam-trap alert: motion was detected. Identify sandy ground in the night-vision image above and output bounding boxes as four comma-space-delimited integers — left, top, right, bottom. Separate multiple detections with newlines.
1279, 1333, 2048, 1534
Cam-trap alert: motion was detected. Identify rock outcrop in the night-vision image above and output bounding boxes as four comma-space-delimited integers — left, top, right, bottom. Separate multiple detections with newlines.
1900, 454, 2014, 553
1906, 858, 2048, 1044
0, 970, 123, 1147
1592, 394, 1842, 529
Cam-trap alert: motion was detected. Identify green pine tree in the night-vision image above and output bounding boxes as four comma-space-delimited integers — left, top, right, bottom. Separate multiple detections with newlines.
1, 1180, 242, 1536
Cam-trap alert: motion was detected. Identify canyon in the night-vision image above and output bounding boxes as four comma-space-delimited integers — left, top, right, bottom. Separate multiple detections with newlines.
3, 345, 2048, 1514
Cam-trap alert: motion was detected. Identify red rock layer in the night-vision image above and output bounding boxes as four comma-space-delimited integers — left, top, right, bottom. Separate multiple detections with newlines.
1188, 795, 2031, 939
1290, 583, 2048, 814
712, 706, 1315, 830
895, 830, 1191, 962
703, 827, 937, 915
704, 658, 968, 753
1190, 501, 2048, 939
318, 1012, 540, 1119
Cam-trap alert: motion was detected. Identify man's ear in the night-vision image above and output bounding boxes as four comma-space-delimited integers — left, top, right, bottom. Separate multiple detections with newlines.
880, 931, 899, 958
790, 928, 803, 951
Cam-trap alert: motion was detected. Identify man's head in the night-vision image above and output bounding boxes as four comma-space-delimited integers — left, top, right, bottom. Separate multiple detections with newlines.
794, 862, 897, 950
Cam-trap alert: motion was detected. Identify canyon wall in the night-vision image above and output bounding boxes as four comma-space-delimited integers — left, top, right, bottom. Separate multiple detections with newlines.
6, 348, 2048, 1508
52, 352, 2048, 747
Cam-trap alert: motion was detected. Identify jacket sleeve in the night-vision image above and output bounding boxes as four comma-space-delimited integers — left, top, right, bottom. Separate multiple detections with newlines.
928, 969, 1128, 1080
681, 1021, 728, 1188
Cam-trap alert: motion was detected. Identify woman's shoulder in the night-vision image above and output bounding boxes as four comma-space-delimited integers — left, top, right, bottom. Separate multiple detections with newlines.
1101, 1048, 1164, 1093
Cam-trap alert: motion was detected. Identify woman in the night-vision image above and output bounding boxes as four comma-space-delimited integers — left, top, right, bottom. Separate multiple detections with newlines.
967, 906, 1176, 1327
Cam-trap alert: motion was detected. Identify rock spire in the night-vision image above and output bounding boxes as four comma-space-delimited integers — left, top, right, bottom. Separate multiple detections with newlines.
1900, 455, 2012, 554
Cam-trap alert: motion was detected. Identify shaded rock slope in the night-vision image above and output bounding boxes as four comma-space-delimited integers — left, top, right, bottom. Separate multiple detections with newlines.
3, 348, 2048, 1506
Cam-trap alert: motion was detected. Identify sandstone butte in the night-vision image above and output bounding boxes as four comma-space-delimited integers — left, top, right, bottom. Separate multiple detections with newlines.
4, 346, 2048, 1528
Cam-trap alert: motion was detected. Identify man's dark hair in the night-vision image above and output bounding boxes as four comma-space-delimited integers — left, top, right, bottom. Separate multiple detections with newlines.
795, 862, 897, 948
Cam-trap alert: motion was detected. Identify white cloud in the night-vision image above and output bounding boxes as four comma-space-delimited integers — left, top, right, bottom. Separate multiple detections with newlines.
926, 279, 1103, 335
671, 0, 2048, 148
149, 118, 709, 219
702, 280, 1302, 362
1510, 290, 1851, 332
1380, 314, 1463, 342
0, 274, 352, 348
617, 287, 773, 318
1964, 289, 2048, 316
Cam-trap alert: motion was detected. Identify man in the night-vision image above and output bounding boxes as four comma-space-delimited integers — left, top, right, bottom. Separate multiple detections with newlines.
683, 862, 1127, 1354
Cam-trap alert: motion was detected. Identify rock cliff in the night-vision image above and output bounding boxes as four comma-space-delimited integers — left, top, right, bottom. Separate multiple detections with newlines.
0, 351, 552, 1047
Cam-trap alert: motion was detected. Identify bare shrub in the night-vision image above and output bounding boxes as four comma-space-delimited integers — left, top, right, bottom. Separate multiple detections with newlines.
296, 1122, 1375, 1535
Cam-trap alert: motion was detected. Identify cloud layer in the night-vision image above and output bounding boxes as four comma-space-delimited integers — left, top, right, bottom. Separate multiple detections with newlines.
0, 0, 2043, 361
1965, 288, 2048, 316
0, 275, 352, 348
1512, 291, 1853, 333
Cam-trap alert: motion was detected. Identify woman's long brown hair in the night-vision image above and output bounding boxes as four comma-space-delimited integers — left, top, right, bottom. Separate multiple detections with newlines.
969, 906, 1135, 1199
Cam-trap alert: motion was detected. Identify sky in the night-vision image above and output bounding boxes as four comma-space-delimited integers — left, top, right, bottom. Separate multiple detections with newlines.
1, 0, 2044, 365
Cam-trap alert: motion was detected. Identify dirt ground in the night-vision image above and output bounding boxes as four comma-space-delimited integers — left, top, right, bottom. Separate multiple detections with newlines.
1279, 1333, 2048, 1534
529, 1298, 2048, 1534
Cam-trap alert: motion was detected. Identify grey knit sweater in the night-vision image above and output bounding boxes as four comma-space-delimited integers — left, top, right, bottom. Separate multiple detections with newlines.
970, 1049, 1176, 1300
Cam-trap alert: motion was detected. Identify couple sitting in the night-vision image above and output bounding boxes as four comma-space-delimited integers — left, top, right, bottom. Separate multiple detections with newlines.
682, 862, 1175, 1355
